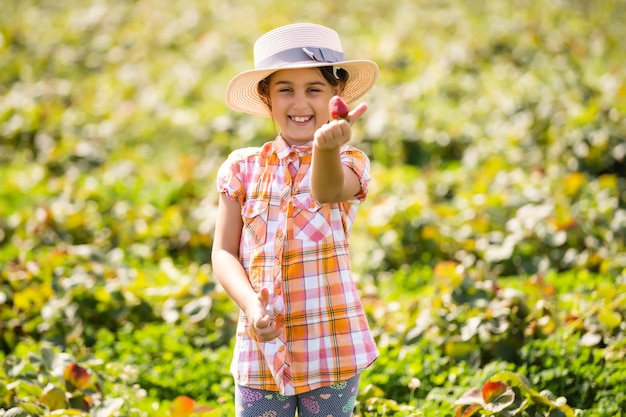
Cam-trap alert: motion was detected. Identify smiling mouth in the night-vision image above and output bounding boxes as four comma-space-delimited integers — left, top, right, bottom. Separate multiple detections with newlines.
290, 116, 313, 123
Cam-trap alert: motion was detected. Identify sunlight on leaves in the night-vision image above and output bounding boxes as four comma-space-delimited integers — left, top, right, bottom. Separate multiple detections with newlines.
434, 261, 464, 289
40, 384, 67, 411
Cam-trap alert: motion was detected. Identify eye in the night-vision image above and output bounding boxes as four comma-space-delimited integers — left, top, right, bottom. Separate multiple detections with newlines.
278, 88, 292, 93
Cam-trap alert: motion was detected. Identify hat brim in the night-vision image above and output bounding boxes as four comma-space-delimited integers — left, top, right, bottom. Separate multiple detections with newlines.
225, 60, 379, 118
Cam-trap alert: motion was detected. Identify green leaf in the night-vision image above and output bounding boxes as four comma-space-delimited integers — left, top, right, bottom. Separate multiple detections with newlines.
40, 383, 67, 411
3, 407, 30, 417
7, 378, 42, 398
444, 336, 477, 359
67, 393, 91, 412
49, 410, 89, 416
459, 404, 483, 417
40, 347, 57, 371
598, 308, 622, 330
453, 388, 483, 407
4, 356, 26, 378
91, 398, 125, 417
17, 403, 47, 416
181, 296, 212, 323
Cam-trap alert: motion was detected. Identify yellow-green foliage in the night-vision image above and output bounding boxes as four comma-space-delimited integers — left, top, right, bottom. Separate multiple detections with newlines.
1, 0, 625, 416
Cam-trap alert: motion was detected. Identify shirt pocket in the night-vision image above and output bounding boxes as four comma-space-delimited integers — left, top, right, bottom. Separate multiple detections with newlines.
241, 199, 268, 249
292, 193, 332, 242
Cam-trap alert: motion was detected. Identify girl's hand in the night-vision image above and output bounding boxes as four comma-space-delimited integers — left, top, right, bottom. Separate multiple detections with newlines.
245, 287, 282, 342
314, 103, 368, 150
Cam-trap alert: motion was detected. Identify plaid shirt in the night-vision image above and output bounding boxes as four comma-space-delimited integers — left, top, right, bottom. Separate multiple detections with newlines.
217, 135, 378, 395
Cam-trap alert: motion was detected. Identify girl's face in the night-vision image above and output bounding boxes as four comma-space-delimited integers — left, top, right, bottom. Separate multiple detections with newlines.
268, 68, 341, 145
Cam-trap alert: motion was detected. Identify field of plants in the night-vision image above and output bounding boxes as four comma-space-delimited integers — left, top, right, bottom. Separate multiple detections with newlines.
1, 0, 625, 416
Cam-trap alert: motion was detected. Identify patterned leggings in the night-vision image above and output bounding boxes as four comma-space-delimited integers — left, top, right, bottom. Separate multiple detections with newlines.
235, 374, 361, 417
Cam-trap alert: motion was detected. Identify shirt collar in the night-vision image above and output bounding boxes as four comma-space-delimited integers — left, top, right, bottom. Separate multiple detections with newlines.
275, 135, 313, 160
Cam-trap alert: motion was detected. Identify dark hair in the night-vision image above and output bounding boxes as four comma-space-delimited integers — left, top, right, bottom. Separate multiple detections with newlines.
257, 66, 349, 111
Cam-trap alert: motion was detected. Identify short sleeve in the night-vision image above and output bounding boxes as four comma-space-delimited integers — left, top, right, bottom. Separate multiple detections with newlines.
216, 150, 246, 206
340, 146, 371, 202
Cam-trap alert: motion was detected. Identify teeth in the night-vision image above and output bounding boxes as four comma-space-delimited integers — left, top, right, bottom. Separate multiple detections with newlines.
292, 116, 310, 122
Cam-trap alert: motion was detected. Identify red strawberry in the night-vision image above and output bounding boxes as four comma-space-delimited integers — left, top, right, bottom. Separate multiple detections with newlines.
329, 95, 350, 121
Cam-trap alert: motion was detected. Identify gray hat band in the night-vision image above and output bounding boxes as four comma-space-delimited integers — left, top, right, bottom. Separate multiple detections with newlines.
256, 46, 345, 69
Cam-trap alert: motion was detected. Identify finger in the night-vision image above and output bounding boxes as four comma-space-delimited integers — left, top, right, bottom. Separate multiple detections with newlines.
258, 324, 282, 341
256, 314, 273, 329
253, 319, 281, 341
347, 102, 368, 124
258, 287, 270, 308
337, 120, 352, 138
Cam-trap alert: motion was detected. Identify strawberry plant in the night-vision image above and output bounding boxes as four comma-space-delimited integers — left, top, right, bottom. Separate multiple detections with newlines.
2, 0, 626, 416
1, 345, 106, 415
0, 344, 223, 417
453, 371, 577, 416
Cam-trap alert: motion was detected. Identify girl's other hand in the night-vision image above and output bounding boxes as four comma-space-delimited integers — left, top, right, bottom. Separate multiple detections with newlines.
245, 287, 282, 342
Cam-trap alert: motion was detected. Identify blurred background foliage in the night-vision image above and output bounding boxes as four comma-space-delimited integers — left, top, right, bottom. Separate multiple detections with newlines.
1, 0, 626, 416
1, 0, 624, 277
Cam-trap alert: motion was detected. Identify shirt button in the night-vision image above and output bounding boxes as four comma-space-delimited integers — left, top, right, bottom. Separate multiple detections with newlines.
281, 205, 287, 212
285, 177, 291, 185
279, 345, 285, 352
275, 288, 281, 295
276, 229, 283, 238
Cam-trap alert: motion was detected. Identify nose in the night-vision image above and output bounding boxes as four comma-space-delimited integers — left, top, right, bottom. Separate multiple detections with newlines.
291, 90, 308, 110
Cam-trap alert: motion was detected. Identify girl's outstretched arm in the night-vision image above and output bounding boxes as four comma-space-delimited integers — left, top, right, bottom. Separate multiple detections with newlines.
211, 193, 281, 341
311, 103, 367, 203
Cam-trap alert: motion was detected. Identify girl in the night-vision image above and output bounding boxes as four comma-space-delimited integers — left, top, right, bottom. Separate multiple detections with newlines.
212, 23, 379, 417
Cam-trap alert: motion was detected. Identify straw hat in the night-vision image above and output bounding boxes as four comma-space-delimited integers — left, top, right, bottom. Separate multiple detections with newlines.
225, 23, 379, 117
